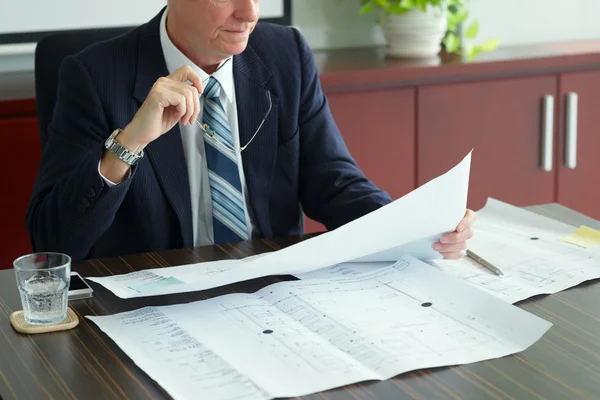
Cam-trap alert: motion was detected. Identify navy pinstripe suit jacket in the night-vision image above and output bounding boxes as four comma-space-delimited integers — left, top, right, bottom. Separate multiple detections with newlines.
26, 8, 392, 261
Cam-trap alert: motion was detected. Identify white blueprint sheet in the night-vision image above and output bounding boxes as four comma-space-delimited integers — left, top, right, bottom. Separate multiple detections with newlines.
303, 199, 600, 304
87, 255, 551, 400
87, 152, 472, 298
294, 262, 392, 280
429, 198, 600, 303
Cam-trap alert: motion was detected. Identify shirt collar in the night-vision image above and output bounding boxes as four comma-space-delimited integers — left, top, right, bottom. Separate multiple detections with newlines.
159, 8, 234, 103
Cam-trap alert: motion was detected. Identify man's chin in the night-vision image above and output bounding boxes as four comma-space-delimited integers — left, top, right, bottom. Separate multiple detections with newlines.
221, 41, 249, 56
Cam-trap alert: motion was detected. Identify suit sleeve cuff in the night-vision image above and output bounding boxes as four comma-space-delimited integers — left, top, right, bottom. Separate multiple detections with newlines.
97, 159, 131, 187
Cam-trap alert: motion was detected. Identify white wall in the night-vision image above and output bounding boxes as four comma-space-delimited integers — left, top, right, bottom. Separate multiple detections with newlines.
466, 0, 600, 47
292, 0, 385, 50
4, 0, 600, 73
0, 0, 288, 73
0, 0, 284, 34
293, 0, 600, 50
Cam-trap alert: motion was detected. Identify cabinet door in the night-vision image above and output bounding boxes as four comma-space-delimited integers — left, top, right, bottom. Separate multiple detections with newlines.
557, 71, 600, 221
0, 117, 40, 269
418, 76, 557, 212
304, 87, 416, 233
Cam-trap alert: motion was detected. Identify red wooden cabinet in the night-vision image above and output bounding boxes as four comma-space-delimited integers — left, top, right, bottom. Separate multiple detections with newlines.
417, 76, 558, 212
557, 71, 600, 221
304, 87, 417, 233
0, 116, 41, 269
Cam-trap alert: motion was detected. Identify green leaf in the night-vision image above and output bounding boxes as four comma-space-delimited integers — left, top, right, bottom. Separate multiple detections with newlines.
389, 4, 410, 13
465, 20, 479, 39
374, 0, 390, 7
480, 38, 500, 52
443, 33, 460, 53
359, 1, 374, 14
448, 7, 468, 24
388, 0, 413, 14
466, 45, 481, 62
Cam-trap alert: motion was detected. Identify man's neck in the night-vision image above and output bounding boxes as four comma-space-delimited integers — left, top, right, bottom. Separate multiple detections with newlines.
166, 18, 223, 74
201, 63, 219, 75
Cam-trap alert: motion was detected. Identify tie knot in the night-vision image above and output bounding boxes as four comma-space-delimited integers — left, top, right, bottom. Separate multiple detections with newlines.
203, 76, 221, 99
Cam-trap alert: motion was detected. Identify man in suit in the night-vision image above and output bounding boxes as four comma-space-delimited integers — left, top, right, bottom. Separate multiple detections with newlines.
26, 0, 475, 262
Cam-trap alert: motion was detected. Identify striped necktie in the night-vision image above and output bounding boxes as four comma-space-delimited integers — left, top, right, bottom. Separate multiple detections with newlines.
202, 76, 249, 244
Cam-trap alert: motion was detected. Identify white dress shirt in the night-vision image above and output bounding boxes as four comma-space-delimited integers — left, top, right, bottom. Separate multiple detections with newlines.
100, 8, 255, 247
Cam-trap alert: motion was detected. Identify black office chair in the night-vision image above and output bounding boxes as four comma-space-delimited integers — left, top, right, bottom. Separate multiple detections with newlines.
34, 27, 131, 150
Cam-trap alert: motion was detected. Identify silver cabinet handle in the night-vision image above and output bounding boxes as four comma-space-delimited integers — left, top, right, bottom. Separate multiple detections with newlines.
541, 95, 554, 172
565, 92, 578, 169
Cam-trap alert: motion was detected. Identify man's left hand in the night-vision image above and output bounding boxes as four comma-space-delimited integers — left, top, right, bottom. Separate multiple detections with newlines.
432, 209, 476, 260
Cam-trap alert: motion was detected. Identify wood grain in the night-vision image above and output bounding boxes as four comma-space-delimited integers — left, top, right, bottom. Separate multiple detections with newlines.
557, 70, 600, 221
1, 229, 600, 400
305, 86, 417, 233
316, 40, 600, 93
417, 75, 557, 211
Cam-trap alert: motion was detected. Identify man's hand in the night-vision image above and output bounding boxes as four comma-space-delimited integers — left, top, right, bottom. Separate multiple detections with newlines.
118, 65, 204, 151
432, 209, 476, 260
100, 65, 203, 183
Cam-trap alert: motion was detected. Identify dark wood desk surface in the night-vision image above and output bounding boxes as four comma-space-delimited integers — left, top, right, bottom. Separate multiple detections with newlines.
1, 205, 600, 400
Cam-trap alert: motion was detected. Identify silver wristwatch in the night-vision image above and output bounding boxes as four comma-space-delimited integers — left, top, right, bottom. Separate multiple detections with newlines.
104, 128, 144, 166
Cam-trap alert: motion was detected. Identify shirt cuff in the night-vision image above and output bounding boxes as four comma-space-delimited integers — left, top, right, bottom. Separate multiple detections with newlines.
98, 160, 131, 187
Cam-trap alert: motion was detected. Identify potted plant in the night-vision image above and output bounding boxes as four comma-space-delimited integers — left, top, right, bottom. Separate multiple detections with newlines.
356, 0, 499, 61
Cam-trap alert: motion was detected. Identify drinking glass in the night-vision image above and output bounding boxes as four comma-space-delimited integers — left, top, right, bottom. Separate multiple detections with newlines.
14, 252, 71, 325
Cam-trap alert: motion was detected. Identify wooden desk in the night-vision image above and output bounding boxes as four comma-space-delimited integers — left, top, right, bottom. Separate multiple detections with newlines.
0, 204, 599, 400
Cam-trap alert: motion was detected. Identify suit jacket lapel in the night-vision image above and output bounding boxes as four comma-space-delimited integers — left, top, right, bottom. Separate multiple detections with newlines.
234, 45, 278, 237
132, 9, 193, 247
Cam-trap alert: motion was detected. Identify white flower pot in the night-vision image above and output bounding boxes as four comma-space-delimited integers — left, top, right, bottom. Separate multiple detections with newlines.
380, 5, 448, 58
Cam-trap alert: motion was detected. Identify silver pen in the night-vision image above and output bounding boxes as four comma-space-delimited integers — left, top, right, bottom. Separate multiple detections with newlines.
466, 249, 504, 276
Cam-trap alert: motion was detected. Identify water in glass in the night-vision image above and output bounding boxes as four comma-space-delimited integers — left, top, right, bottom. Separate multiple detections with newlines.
19, 274, 69, 325
14, 252, 71, 325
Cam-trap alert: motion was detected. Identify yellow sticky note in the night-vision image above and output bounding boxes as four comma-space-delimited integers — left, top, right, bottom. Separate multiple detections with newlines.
559, 226, 600, 248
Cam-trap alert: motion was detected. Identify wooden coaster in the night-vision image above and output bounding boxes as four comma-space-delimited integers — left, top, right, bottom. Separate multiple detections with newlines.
10, 307, 79, 334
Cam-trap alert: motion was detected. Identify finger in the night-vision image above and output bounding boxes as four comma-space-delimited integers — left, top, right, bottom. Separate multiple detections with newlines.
183, 86, 195, 125
164, 81, 196, 125
170, 65, 204, 95
457, 209, 477, 232
440, 228, 474, 244
169, 65, 196, 83
161, 91, 187, 120
433, 240, 467, 254
185, 67, 204, 97
191, 85, 200, 125
173, 67, 202, 124
443, 251, 465, 260
165, 66, 202, 125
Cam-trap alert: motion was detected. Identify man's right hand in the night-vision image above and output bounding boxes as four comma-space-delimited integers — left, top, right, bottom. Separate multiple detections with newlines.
118, 65, 204, 151
100, 66, 203, 183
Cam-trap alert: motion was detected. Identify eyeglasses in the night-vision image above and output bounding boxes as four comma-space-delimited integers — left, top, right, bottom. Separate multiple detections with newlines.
197, 89, 272, 154
201, 57, 231, 85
